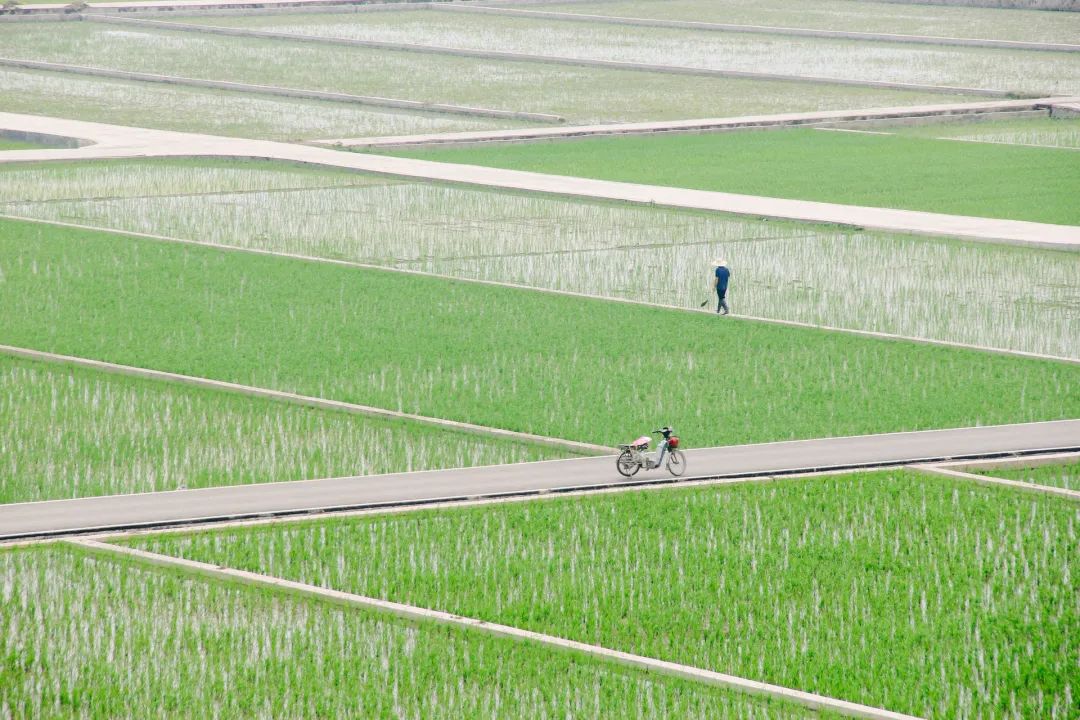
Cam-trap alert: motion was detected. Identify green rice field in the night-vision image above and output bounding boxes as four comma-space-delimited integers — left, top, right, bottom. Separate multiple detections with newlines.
0, 68, 525, 141
180, 10, 1080, 94
537, 0, 1080, 44
893, 114, 1080, 149
2, 218, 1077, 448
974, 460, 1080, 490
0, 544, 815, 719
130, 470, 1080, 720
2, 2, 1076, 716
385, 127, 1080, 225
3, 159, 1076, 358
0, 354, 566, 504
0, 23, 977, 124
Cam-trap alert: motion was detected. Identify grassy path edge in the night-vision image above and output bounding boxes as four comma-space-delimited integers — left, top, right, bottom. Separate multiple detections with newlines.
68, 537, 922, 720
0, 343, 612, 456
911, 464, 1080, 502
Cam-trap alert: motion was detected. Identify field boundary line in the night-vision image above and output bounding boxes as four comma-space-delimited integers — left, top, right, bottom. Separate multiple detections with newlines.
317, 98, 1072, 148
922, 136, 1080, 152
909, 464, 1080, 501
68, 537, 925, 720
4, 213, 1076, 365
0, 57, 563, 124
83, 14, 1013, 97
0, 343, 613, 456
445, 4, 1080, 53
932, 451, 1080, 472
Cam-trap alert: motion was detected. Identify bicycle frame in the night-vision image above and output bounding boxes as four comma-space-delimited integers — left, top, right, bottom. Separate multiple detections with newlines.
617, 432, 683, 478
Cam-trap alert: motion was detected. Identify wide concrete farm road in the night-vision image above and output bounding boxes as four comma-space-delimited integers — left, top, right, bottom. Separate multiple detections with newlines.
3, 420, 1077, 541
2, 111, 1079, 249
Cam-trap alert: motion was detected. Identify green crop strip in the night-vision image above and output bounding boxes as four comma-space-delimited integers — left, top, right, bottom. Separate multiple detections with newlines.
893, 116, 1080, 150
538, 0, 1080, 44
132, 470, 1080, 719
1, 218, 1076, 448
385, 128, 1080, 225
0, 68, 523, 142
175, 8, 1080, 95
4, 159, 1078, 359
0, 355, 567, 504
0, 23, 974, 125
974, 460, 1080, 490
0, 157, 382, 202
0, 137, 41, 151
0, 544, 820, 719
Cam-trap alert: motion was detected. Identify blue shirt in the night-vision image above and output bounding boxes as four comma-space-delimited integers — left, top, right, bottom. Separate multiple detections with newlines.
715, 266, 730, 293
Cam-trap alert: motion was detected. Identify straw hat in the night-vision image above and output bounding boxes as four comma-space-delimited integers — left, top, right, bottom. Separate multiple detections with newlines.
711, 259, 727, 267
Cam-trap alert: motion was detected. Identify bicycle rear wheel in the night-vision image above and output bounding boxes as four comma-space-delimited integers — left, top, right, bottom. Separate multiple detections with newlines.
666, 449, 687, 477
616, 450, 639, 477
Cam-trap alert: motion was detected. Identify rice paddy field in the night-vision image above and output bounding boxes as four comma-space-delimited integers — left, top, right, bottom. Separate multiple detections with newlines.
2, 218, 1077, 449
0, 544, 818, 719
2, 159, 1077, 358
176, 10, 1080, 94
536, 0, 1080, 44
385, 127, 1080, 225
0, 68, 526, 141
892, 114, 1080, 149
0, 23, 980, 125
974, 460, 1080, 490
2, 2, 1078, 717
0, 354, 567, 504
130, 470, 1080, 720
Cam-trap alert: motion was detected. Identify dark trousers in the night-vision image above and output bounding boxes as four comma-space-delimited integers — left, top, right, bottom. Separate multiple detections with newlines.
717, 290, 729, 314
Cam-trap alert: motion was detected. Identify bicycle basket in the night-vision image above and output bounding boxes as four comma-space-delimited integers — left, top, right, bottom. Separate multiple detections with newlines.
668, 436, 680, 449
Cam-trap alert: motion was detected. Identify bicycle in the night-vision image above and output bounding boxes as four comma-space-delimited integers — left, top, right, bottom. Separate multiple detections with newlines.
616, 426, 686, 477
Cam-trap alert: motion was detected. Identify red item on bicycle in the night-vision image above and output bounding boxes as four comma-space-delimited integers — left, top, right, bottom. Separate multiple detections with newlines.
668, 436, 679, 449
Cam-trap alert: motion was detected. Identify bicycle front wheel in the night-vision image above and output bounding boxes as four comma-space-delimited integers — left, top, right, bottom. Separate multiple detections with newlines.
666, 449, 687, 477
616, 450, 639, 477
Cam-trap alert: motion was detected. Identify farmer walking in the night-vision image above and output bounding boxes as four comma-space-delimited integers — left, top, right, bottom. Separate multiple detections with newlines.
712, 259, 730, 315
